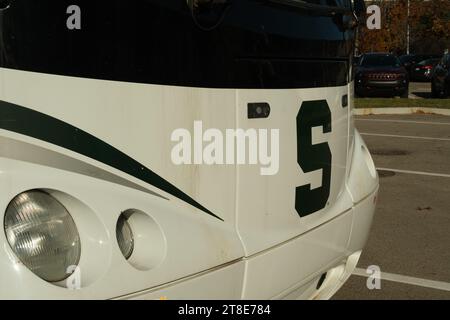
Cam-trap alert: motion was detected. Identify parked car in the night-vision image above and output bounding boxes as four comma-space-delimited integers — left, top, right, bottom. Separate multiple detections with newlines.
400, 54, 441, 79
410, 58, 441, 82
431, 53, 450, 98
355, 53, 409, 98
399, 54, 417, 75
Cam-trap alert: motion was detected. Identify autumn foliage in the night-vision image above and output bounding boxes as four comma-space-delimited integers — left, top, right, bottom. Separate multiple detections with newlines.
358, 0, 450, 55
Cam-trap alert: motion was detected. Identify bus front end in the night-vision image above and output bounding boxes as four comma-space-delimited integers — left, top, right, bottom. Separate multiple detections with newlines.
0, 0, 377, 299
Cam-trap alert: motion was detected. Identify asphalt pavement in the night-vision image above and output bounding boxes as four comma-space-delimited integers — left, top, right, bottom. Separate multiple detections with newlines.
333, 113, 450, 300
409, 81, 432, 99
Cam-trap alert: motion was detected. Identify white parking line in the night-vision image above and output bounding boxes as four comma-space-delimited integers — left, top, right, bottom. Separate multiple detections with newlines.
361, 132, 450, 142
353, 268, 450, 292
377, 168, 450, 178
356, 119, 450, 126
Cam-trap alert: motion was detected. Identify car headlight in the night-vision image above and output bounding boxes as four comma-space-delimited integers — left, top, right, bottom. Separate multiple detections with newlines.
116, 213, 134, 260
4, 190, 81, 282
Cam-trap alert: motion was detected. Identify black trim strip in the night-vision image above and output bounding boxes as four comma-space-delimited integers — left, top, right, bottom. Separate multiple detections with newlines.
0, 136, 168, 200
0, 100, 223, 221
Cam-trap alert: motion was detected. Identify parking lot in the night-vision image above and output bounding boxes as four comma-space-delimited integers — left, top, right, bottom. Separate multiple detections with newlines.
334, 112, 450, 299
409, 81, 431, 99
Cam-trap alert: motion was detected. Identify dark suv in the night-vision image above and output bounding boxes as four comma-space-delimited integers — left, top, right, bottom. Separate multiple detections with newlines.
355, 53, 409, 98
431, 54, 450, 98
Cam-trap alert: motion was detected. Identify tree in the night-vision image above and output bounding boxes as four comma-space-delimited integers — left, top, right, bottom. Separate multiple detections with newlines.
409, 0, 450, 54
358, 0, 450, 55
358, 0, 408, 54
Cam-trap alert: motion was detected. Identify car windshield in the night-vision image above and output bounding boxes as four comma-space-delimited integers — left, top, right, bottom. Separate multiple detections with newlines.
361, 55, 401, 67
400, 55, 415, 63
417, 59, 440, 66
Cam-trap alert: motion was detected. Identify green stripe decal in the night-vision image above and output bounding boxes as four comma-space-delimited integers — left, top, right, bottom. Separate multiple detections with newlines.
0, 100, 223, 221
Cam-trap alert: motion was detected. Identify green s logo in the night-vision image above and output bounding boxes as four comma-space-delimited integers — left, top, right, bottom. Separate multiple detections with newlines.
295, 100, 332, 217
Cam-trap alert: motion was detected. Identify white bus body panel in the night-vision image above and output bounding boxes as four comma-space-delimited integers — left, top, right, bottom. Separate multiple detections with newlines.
236, 86, 350, 255
0, 68, 378, 299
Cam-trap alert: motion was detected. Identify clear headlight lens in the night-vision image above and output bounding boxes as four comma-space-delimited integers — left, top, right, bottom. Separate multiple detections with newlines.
4, 190, 81, 282
116, 213, 134, 260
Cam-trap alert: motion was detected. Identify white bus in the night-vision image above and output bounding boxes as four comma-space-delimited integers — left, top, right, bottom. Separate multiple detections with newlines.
0, 0, 378, 299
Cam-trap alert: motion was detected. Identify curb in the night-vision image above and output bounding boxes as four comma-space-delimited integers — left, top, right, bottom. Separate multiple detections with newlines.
354, 107, 450, 116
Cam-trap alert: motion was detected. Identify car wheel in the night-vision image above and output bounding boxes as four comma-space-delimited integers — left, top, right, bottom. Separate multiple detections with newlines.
400, 88, 409, 99
431, 82, 439, 98
444, 79, 450, 97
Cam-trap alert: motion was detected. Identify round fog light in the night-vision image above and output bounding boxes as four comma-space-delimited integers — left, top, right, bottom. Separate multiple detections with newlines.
4, 190, 81, 282
116, 213, 134, 260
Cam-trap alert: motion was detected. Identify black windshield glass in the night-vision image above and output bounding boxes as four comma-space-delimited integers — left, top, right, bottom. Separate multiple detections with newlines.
362, 55, 401, 67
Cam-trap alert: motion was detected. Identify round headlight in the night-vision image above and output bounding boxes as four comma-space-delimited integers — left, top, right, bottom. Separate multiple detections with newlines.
116, 213, 134, 260
4, 190, 81, 282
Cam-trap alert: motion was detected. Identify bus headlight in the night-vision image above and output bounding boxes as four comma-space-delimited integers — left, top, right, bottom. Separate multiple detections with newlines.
4, 190, 81, 282
116, 213, 134, 260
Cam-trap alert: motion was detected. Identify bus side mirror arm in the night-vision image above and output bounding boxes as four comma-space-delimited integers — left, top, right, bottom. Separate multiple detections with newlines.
353, 0, 366, 26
